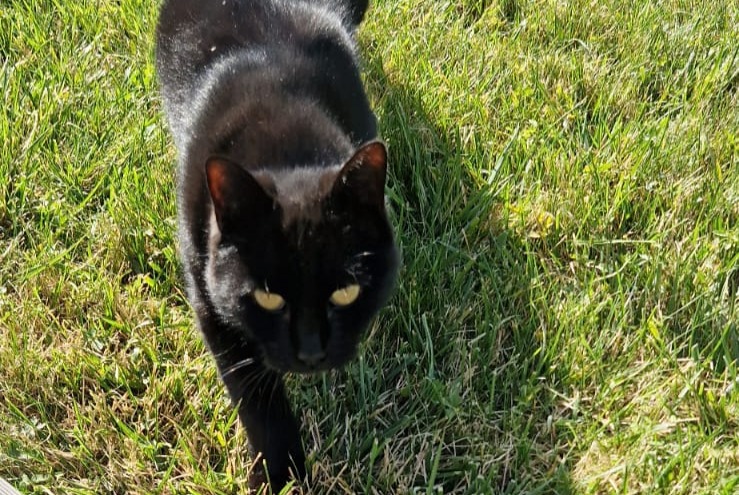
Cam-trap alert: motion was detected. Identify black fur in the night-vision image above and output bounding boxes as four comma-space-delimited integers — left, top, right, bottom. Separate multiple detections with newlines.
155, 0, 397, 489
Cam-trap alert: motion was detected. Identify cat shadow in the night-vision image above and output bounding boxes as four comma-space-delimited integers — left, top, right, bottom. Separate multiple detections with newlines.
315, 54, 578, 493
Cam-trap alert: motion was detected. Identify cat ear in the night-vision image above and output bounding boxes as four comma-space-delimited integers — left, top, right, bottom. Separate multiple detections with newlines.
333, 141, 388, 209
205, 157, 274, 232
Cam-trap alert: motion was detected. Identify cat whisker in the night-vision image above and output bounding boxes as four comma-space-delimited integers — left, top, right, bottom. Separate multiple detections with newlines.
235, 373, 259, 406
351, 251, 376, 261
268, 373, 281, 408
211, 343, 238, 360
236, 367, 273, 406
221, 357, 257, 378
346, 251, 376, 277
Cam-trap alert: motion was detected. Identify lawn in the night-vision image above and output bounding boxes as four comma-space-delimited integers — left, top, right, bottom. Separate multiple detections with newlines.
1, 0, 738, 493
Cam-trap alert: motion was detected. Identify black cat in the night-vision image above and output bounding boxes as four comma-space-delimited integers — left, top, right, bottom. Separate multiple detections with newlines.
155, 0, 398, 489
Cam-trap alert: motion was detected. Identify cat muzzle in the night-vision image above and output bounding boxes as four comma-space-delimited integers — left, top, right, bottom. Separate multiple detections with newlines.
296, 331, 326, 367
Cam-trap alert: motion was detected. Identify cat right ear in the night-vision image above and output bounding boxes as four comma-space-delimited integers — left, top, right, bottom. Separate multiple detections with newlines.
333, 141, 388, 209
205, 157, 274, 232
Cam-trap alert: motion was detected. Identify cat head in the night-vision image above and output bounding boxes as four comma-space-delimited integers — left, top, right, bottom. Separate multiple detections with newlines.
204, 141, 398, 373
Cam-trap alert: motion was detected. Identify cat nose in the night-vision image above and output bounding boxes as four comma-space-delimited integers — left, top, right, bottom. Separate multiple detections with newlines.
296, 332, 326, 367
297, 348, 326, 367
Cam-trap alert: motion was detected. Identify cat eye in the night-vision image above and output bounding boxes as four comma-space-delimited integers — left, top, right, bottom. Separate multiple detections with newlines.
253, 289, 286, 312
329, 284, 361, 307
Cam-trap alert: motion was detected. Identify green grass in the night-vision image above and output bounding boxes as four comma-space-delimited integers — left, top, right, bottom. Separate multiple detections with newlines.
1, 0, 738, 493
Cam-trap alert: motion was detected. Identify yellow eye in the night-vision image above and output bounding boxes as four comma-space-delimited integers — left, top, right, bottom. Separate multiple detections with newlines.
253, 289, 286, 311
329, 284, 360, 306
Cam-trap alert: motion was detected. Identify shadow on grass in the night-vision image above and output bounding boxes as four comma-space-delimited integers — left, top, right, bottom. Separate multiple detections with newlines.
335, 55, 579, 494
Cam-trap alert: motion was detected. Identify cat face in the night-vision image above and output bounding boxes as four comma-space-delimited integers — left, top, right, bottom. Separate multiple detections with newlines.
204, 142, 398, 372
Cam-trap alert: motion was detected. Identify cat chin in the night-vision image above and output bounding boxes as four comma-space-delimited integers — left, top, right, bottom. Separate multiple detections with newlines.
272, 362, 338, 375
262, 351, 356, 375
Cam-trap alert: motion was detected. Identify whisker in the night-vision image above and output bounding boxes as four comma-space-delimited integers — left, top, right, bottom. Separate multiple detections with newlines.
346, 252, 376, 279
268, 374, 280, 408
211, 343, 238, 360
221, 357, 257, 379
351, 251, 376, 260
237, 368, 272, 406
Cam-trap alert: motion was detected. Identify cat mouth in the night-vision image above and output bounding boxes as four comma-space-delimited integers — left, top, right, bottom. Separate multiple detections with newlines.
266, 359, 333, 374
263, 351, 353, 374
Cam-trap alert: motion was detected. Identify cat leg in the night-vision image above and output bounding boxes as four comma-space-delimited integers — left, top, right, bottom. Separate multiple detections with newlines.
238, 370, 305, 490
192, 307, 305, 490
215, 343, 306, 490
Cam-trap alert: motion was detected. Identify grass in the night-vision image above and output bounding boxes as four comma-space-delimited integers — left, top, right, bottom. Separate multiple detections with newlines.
1, 0, 737, 493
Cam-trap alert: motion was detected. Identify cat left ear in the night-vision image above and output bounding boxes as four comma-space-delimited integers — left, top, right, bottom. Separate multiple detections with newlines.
206, 156, 274, 232
333, 141, 388, 209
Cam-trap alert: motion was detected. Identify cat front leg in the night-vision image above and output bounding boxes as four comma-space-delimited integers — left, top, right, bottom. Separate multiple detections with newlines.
193, 307, 306, 491
233, 368, 305, 491
212, 340, 306, 491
